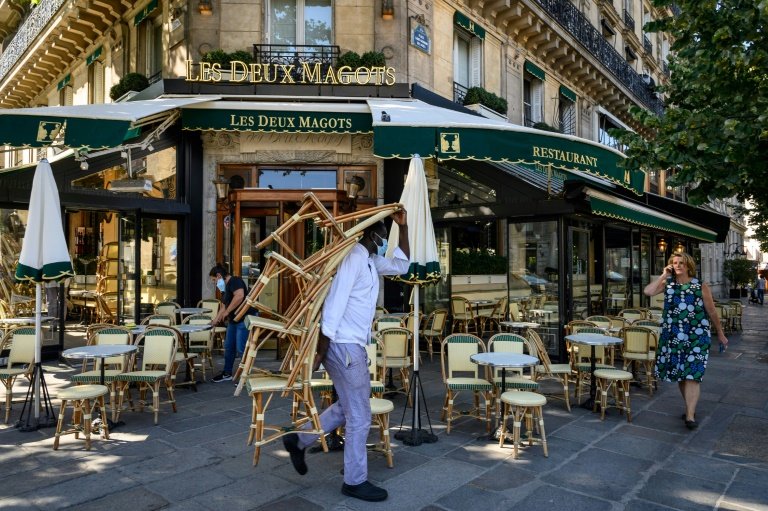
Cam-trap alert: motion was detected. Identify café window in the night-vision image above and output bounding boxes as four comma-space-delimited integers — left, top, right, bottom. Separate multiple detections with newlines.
268, 0, 333, 46
257, 168, 336, 189
453, 28, 482, 93
71, 146, 177, 199
138, 14, 163, 82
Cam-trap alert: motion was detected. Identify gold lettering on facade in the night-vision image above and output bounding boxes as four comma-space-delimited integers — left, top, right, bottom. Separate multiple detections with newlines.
184, 60, 397, 86
532, 145, 598, 168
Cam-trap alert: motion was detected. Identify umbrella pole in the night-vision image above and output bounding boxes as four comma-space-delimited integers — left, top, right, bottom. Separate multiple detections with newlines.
16, 283, 55, 431
395, 284, 437, 446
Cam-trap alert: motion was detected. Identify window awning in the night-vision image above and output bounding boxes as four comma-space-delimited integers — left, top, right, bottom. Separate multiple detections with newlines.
0, 96, 217, 149
181, 101, 372, 134
586, 188, 718, 242
524, 60, 546, 81
559, 85, 577, 102
367, 98, 644, 195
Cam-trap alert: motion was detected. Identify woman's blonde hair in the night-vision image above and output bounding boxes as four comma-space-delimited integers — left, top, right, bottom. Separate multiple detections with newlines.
668, 252, 696, 277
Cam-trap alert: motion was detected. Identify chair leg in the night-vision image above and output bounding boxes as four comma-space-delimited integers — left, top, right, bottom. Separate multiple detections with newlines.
98, 395, 110, 440
82, 398, 92, 450
498, 402, 508, 448
252, 392, 264, 466
53, 398, 68, 450
3, 379, 11, 424
561, 375, 571, 412
622, 380, 632, 422
152, 382, 160, 424
536, 406, 548, 457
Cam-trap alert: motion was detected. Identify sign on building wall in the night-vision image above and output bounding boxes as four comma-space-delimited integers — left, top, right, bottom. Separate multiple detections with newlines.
410, 20, 431, 54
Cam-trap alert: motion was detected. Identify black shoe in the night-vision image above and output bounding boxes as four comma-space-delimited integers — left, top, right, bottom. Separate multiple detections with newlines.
342, 481, 388, 502
685, 419, 698, 430
283, 433, 307, 475
212, 372, 232, 382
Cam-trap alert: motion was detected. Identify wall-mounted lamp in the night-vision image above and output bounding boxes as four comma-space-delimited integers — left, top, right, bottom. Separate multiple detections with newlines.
212, 174, 230, 201
657, 238, 667, 253
673, 241, 685, 253
381, 0, 394, 20
724, 242, 747, 257
345, 174, 366, 204
198, 0, 213, 15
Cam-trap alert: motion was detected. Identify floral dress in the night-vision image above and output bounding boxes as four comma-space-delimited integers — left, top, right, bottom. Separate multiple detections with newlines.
655, 277, 711, 382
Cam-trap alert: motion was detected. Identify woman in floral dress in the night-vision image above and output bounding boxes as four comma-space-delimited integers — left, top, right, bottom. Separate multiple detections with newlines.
644, 252, 728, 430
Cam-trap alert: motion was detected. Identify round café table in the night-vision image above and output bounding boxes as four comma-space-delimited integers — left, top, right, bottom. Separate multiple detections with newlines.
0, 316, 55, 325
470, 352, 539, 440
500, 321, 540, 335
564, 332, 623, 410
175, 307, 212, 316
62, 344, 138, 429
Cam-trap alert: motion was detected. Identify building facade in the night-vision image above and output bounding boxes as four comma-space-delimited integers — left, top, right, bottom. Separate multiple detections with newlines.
0, 0, 735, 358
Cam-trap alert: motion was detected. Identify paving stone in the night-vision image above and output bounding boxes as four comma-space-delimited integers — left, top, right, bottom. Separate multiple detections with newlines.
661, 452, 738, 483
614, 423, 684, 445
254, 495, 324, 511
624, 498, 680, 510
594, 430, 673, 461
0, 496, 43, 511
550, 424, 600, 444
117, 446, 222, 484
722, 480, 768, 511
435, 483, 511, 510
506, 484, 613, 511
145, 466, 233, 502
27, 471, 138, 511
0, 460, 92, 498
543, 447, 652, 501
716, 415, 768, 463
59, 486, 168, 511
638, 469, 726, 510
444, 438, 516, 466
508, 435, 584, 474
469, 464, 536, 491
367, 448, 431, 482
196, 472, 302, 511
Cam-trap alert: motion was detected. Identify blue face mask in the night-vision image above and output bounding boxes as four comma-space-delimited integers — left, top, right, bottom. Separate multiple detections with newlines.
374, 233, 388, 257
216, 277, 226, 293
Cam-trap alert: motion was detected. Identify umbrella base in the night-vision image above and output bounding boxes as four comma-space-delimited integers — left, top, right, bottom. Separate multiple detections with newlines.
396, 370, 438, 446
15, 363, 56, 432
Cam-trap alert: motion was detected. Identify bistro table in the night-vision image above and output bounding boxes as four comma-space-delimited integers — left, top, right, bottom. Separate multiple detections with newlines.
62, 344, 138, 429
174, 307, 212, 321
500, 321, 540, 335
528, 309, 555, 323
470, 352, 539, 440
564, 332, 623, 410
0, 316, 55, 325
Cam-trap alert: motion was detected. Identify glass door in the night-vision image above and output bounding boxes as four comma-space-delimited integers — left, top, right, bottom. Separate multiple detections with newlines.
239, 214, 278, 311
569, 228, 591, 319
118, 214, 138, 323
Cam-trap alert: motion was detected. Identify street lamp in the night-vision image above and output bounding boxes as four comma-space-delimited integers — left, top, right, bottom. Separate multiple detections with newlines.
724, 242, 747, 257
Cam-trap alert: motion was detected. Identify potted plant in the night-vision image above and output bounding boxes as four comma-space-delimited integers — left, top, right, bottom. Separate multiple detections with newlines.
723, 258, 757, 298
462, 86, 508, 119
336, 50, 386, 84
109, 73, 149, 101
201, 49, 254, 80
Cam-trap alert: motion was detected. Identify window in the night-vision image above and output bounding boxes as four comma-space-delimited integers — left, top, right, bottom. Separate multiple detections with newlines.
59, 85, 73, 106
268, 0, 332, 46
523, 73, 543, 127
558, 95, 576, 135
257, 169, 336, 189
138, 14, 163, 81
453, 28, 482, 102
597, 111, 627, 151
88, 61, 104, 104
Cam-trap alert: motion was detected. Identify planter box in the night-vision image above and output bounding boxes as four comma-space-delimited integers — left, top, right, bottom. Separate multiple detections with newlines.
464, 103, 507, 122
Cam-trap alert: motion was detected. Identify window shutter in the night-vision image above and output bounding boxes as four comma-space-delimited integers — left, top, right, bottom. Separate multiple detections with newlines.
532, 80, 543, 123
93, 61, 104, 104
469, 36, 482, 87
62, 85, 73, 106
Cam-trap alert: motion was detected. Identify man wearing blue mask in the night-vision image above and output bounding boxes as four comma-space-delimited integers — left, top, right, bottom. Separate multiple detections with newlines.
283, 210, 409, 502
209, 264, 255, 382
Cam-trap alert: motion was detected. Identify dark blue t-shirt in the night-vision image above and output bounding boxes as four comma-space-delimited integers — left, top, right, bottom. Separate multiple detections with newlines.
223, 276, 256, 322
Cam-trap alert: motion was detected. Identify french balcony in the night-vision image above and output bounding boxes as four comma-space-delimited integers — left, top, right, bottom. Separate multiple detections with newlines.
252, 44, 340, 83
453, 81, 468, 104
623, 9, 635, 31
643, 35, 652, 54
534, 0, 664, 116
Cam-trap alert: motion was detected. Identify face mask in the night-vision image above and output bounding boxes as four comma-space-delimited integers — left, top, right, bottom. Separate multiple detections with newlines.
216, 278, 226, 293
374, 233, 388, 257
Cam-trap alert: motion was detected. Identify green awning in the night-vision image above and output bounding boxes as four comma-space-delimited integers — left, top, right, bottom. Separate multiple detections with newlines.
134, 0, 158, 25
367, 99, 645, 195
524, 60, 545, 81
0, 97, 216, 149
57, 74, 71, 91
86, 46, 103, 66
586, 189, 718, 242
182, 102, 373, 134
454, 11, 485, 39
560, 85, 577, 102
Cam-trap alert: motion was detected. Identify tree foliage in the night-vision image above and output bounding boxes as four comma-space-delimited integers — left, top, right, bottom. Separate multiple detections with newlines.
616, 0, 768, 248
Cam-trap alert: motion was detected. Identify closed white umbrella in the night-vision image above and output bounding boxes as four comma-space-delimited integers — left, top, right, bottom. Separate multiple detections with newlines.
387, 155, 441, 445
15, 158, 73, 430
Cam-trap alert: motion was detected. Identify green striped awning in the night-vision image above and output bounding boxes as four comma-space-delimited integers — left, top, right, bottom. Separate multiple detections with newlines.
560, 85, 577, 102
524, 60, 545, 81
181, 102, 373, 134
454, 11, 485, 39
86, 46, 103, 66
57, 74, 71, 91
367, 99, 645, 195
134, 0, 158, 25
586, 189, 717, 242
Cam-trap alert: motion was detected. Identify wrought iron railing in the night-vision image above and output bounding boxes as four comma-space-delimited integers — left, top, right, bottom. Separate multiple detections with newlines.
535, 0, 664, 116
453, 82, 468, 104
623, 9, 635, 31
662, 60, 670, 76
643, 35, 652, 54
252, 44, 340, 82
0, 0, 67, 84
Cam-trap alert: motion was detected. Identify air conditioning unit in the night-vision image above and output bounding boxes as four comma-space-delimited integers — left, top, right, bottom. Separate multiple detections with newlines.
108, 177, 154, 193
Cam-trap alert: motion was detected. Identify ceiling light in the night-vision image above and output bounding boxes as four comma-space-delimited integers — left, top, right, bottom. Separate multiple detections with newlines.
80, 160, 88, 170
120, 151, 128, 159
147, 144, 154, 152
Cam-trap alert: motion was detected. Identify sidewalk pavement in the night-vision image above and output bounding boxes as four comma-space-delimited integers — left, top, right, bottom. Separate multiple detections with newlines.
1, 303, 767, 511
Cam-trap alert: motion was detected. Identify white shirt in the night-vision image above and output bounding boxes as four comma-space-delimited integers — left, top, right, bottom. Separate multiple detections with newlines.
321, 243, 410, 346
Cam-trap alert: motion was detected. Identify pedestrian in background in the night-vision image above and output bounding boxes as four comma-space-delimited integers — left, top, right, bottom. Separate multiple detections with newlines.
756, 274, 765, 305
644, 252, 728, 430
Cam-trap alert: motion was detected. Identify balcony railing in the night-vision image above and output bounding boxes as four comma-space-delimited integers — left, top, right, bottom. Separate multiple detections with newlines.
662, 60, 670, 76
252, 44, 340, 83
535, 0, 664, 116
453, 82, 468, 104
623, 9, 635, 31
643, 35, 652, 54
0, 0, 67, 84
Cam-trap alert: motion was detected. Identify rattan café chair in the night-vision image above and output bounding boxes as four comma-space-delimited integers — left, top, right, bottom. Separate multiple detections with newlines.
440, 333, 493, 434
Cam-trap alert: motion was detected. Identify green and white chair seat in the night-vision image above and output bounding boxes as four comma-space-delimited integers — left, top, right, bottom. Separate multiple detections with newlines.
493, 376, 540, 391
446, 377, 494, 391
440, 334, 494, 434
71, 370, 124, 383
